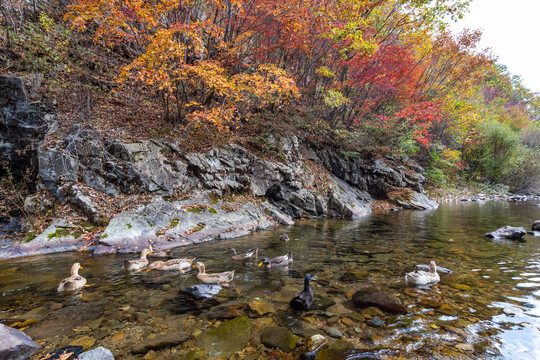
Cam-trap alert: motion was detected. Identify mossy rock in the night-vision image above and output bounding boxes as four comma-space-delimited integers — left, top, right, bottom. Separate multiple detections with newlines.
310, 295, 336, 311
186, 349, 207, 360
196, 316, 251, 357
339, 270, 369, 282
261, 327, 298, 352
449, 283, 471, 291
68, 336, 95, 350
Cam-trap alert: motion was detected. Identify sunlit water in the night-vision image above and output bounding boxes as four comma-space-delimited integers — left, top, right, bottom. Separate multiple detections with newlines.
1, 201, 540, 359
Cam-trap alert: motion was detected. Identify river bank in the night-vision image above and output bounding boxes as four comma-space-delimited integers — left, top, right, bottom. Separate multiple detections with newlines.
1, 74, 441, 260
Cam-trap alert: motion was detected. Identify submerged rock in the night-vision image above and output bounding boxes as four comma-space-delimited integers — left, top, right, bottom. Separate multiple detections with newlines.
196, 316, 251, 357
532, 221, 540, 232
352, 290, 407, 315
367, 317, 385, 328
132, 332, 190, 354
339, 270, 369, 282
248, 301, 275, 317
323, 327, 343, 338
78, 347, 114, 360
207, 302, 247, 319
0, 324, 39, 360
68, 336, 95, 351
310, 295, 336, 311
261, 327, 298, 352
184, 284, 223, 300
314, 347, 378, 360
485, 226, 527, 240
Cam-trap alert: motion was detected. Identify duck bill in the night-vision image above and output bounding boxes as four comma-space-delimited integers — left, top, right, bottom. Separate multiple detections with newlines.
258, 262, 263, 267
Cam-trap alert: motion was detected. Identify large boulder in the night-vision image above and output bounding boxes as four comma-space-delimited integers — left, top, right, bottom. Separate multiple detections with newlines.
96, 195, 275, 253
485, 226, 527, 240
390, 192, 439, 210
351, 290, 407, 315
0, 324, 39, 360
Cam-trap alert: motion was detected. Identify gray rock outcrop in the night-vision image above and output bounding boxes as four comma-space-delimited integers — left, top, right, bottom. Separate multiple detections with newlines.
184, 284, 223, 300
0, 324, 39, 360
78, 347, 114, 360
0, 75, 50, 184
0, 75, 439, 258
485, 226, 527, 240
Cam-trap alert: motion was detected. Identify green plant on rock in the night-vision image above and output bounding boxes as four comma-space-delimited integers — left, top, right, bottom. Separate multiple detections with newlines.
16, 13, 73, 75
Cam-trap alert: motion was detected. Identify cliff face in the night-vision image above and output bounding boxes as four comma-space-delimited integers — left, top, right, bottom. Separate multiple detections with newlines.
0, 75, 437, 258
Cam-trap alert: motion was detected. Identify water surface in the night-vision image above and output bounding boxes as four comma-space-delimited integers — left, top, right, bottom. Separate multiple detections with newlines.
1, 201, 539, 359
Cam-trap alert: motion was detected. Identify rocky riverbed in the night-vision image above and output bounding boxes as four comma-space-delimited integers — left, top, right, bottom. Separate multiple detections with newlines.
1, 201, 540, 359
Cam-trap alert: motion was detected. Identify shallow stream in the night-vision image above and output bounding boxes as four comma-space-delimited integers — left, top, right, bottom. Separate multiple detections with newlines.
1, 201, 540, 359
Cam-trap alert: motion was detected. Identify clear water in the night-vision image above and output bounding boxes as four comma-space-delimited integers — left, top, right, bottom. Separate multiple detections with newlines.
1, 201, 539, 359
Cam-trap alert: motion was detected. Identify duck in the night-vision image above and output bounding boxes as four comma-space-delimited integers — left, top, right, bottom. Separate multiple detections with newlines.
280, 234, 290, 242
194, 261, 234, 286
149, 257, 196, 272
259, 252, 293, 268
289, 274, 316, 311
57, 263, 86, 291
405, 260, 440, 285
123, 248, 152, 271
225, 247, 258, 261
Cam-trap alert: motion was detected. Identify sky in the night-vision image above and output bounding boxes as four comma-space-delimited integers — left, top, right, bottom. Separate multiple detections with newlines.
448, 0, 540, 93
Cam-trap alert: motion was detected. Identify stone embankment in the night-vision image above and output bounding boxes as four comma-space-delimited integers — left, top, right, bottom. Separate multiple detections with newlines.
0, 75, 437, 259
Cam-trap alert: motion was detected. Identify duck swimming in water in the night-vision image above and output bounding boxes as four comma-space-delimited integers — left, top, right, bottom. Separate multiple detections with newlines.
405, 260, 440, 285
57, 263, 86, 291
259, 252, 293, 268
289, 274, 316, 311
149, 257, 195, 272
225, 247, 258, 261
194, 262, 234, 286
123, 248, 152, 271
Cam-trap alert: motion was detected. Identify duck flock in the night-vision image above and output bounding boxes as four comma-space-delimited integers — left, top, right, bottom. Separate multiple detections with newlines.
57, 234, 441, 311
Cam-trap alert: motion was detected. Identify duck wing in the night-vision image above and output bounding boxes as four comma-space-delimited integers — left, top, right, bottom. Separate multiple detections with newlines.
124, 258, 147, 271
198, 270, 235, 283
58, 276, 86, 291
270, 254, 291, 266
289, 289, 313, 311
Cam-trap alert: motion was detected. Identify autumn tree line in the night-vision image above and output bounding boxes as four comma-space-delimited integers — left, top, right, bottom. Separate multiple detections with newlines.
1, 0, 539, 192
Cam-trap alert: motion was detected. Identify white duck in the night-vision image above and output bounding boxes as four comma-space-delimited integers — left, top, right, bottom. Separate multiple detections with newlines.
405, 260, 440, 285
57, 263, 86, 291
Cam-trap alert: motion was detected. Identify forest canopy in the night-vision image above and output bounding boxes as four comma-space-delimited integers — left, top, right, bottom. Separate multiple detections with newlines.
1, 0, 539, 192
